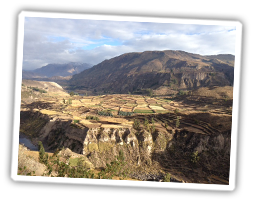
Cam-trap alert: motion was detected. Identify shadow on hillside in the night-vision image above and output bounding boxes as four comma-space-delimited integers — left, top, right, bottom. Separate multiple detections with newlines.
169, 94, 233, 110
21, 101, 56, 111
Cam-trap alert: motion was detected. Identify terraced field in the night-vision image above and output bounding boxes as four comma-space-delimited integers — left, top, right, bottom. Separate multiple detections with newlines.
20, 86, 232, 135
19, 81, 233, 184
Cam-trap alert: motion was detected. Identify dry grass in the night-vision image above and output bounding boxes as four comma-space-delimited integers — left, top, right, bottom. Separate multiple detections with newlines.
149, 105, 166, 110
192, 86, 233, 99
40, 109, 60, 115
18, 144, 47, 176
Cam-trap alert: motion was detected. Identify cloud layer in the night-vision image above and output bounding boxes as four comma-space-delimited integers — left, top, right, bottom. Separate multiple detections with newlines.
22, 16, 236, 70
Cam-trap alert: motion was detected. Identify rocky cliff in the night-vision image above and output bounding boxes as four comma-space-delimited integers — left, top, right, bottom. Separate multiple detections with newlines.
20, 109, 231, 183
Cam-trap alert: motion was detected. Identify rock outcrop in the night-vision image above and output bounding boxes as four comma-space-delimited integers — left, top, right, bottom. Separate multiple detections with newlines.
19, 110, 231, 183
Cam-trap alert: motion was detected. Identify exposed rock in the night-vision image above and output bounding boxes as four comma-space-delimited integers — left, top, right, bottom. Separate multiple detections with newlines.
19, 110, 231, 183
69, 50, 234, 95
57, 147, 95, 170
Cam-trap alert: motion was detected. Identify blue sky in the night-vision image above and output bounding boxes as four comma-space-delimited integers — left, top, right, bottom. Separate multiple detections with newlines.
22, 17, 236, 70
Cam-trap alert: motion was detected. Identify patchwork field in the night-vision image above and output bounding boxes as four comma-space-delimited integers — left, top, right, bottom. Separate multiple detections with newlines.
20, 82, 233, 133
19, 81, 233, 184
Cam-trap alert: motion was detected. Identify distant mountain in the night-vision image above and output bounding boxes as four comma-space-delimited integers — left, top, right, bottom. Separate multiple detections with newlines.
22, 62, 93, 79
204, 54, 235, 66
22, 70, 45, 79
68, 50, 234, 95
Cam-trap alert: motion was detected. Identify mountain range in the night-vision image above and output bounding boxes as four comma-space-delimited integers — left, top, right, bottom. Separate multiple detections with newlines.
68, 50, 234, 95
22, 62, 93, 79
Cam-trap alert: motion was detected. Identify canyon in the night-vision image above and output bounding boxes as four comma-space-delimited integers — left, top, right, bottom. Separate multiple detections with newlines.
18, 50, 234, 184
19, 79, 232, 184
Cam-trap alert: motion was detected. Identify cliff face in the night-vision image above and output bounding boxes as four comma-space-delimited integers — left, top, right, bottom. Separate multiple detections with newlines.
179, 72, 231, 89
20, 110, 156, 168
19, 110, 231, 182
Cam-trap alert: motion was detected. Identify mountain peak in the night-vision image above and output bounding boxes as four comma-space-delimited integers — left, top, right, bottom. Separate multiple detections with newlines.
69, 50, 234, 95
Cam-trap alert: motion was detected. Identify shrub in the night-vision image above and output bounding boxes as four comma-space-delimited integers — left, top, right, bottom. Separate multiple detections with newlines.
163, 173, 171, 182
147, 89, 154, 97
133, 119, 140, 130
73, 120, 80, 124
99, 150, 128, 179
150, 124, 156, 134
178, 90, 187, 95
191, 151, 200, 163
144, 118, 149, 127
30, 87, 47, 93
85, 115, 99, 121
69, 91, 75, 96
39, 89, 47, 94
38, 141, 48, 165
170, 79, 177, 85
174, 108, 179, 114
97, 110, 113, 117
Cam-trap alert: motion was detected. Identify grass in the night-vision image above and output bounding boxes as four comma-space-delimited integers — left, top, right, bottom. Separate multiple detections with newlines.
104, 109, 116, 112
125, 104, 137, 107
150, 103, 163, 106
69, 158, 80, 166
73, 120, 80, 124
133, 109, 154, 114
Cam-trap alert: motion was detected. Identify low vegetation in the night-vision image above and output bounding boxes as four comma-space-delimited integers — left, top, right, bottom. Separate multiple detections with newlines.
34, 143, 129, 180
133, 119, 141, 130
178, 90, 188, 96
73, 120, 80, 124
19, 78, 233, 184
28, 86, 47, 94
98, 110, 113, 117
18, 144, 46, 176
69, 91, 79, 96
190, 151, 200, 164
97, 150, 129, 179
118, 111, 133, 116
163, 173, 171, 182
85, 115, 100, 121
134, 109, 154, 114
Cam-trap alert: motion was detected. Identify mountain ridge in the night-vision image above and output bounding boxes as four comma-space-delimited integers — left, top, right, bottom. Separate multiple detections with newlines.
22, 62, 93, 79
68, 50, 234, 95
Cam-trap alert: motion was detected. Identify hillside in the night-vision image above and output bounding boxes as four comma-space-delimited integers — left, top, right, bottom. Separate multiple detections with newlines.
19, 80, 233, 184
21, 80, 69, 104
23, 62, 92, 79
68, 50, 234, 95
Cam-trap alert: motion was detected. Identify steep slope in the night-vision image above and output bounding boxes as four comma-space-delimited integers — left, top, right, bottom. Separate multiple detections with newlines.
69, 50, 234, 95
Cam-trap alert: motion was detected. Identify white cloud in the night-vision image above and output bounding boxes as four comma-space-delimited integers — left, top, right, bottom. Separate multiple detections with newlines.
22, 17, 237, 70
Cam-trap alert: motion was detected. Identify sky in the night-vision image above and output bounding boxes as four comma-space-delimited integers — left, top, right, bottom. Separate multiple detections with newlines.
22, 16, 237, 70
